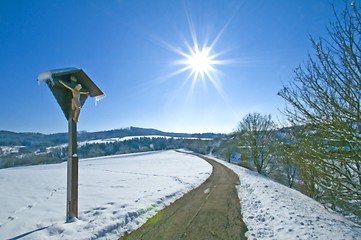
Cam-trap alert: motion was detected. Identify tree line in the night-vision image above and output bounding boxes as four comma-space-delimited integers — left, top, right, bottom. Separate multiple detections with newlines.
0, 137, 215, 168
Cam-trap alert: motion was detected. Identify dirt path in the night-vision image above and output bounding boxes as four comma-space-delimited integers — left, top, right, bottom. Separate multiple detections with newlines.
120, 155, 247, 240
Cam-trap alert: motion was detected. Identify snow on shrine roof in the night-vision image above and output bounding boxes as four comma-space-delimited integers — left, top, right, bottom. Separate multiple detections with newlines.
37, 67, 80, 82
37, 67, 105, 99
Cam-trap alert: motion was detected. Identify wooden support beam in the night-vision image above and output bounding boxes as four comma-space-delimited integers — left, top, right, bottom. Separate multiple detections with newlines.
67, 119, 78, 221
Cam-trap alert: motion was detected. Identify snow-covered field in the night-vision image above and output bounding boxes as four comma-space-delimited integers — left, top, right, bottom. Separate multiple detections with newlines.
0, 150, 211, 239
211, 157, 361, 240
2, 150, 361, 240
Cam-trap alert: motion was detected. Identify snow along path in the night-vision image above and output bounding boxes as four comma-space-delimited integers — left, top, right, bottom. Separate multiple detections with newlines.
0, 150, 212, 239
210, 156, 361, 240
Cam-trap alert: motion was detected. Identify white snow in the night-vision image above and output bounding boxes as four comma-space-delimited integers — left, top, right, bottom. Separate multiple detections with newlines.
37, 68, 79, 86
0, 146, 24, 155
43, 135, 213, 153
2, 149, 361, 240
0, 150, 211, 239
211, 157, 361, 240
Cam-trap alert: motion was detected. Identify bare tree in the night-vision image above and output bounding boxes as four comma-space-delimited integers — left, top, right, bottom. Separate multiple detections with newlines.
221, 137, 238, 163
278, 2, 361, 221
274, 128, 299, 188
236, 113, 276, 175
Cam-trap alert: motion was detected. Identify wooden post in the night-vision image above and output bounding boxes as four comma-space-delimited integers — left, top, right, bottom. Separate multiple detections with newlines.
37, 68, 104, 221
67, 119, 78, 221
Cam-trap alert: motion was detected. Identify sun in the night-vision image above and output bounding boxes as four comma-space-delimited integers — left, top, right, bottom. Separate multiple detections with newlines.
185, 46, 214, 81
172, 36, 225, 95
153, 5, 242, 98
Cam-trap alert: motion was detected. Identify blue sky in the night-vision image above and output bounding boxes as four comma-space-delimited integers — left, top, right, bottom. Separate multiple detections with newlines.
0, 0, 345, 134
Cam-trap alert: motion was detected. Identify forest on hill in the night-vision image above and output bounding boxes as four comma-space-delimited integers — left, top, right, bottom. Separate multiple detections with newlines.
0, 126, 224, 169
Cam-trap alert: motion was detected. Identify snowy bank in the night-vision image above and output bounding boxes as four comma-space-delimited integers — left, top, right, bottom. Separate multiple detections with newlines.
212, 157, 361, 240
0, 150, 212, 239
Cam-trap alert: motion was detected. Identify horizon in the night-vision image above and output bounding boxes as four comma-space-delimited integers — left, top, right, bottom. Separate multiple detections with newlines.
0, 125, 229, 135
0, 0, 345, 134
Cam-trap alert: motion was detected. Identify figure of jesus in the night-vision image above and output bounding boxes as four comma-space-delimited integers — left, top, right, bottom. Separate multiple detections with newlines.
59, 80, 89, 122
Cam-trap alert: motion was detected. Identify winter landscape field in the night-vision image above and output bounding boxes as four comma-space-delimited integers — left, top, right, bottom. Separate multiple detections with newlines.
1, 150, 361, 239
0, 151, 211, 239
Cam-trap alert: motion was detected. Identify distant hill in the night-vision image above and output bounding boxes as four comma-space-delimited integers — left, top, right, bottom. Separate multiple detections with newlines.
0, 127, 225, 148
0, 127, 225, 168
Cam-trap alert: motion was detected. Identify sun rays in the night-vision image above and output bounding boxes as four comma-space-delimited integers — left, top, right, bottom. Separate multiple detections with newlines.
146, 2, 248, 105
173, 17, 229, 97
150, 8, 236, 100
